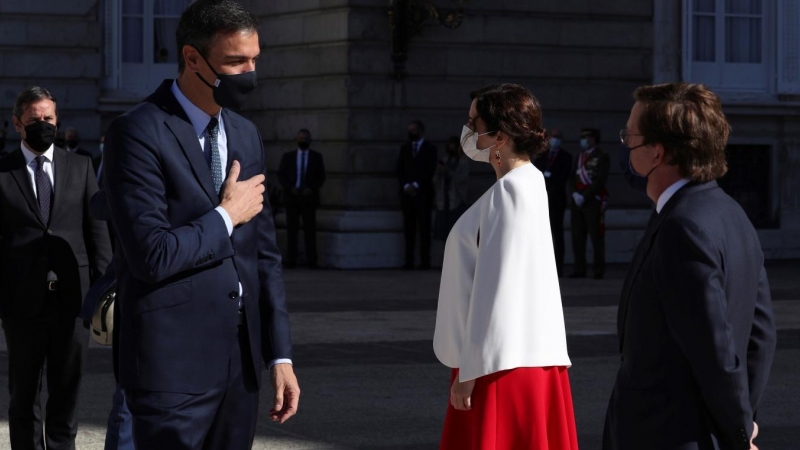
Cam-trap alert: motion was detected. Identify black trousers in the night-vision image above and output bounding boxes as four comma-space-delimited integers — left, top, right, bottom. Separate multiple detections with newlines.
127, 324, 259, 450
285, 199, 318, 266
549, 200, 566, 277
571, 201, 605, 276
2, 310, 88, 450
402, 194, 432, 266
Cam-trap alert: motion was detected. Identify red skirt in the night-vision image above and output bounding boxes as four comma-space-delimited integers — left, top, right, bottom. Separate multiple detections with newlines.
440, 367, 579, 450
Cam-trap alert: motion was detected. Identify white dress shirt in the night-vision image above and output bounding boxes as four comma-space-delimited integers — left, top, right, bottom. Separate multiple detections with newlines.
21, 142, 58, 282
171, 81, 291, 368
656, 179, 691, 213
434, 163, 572, 382
295, 149, 309, 189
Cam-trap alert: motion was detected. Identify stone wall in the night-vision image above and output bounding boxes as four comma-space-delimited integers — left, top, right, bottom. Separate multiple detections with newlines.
248, 0, 656, 267
0, 0, 103, 151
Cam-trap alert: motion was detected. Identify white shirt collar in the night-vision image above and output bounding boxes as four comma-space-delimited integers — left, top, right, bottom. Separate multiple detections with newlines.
170, 80, 222, 137
297, 148, 308, 153
20, 142, 55, 165
416, 138, 425, 148
656, 178, 691, 213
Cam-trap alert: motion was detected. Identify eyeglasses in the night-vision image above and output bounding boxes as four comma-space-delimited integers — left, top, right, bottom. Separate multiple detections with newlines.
619, 129, 644, 146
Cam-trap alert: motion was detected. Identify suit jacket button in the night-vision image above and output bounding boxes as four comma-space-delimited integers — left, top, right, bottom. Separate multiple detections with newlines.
46, 229, 53, 235
229, 291, 238, 299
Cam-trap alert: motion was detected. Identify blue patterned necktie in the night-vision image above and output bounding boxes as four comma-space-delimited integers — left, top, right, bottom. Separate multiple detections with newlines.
206, 117, 223, 195
34, 155, 52, 224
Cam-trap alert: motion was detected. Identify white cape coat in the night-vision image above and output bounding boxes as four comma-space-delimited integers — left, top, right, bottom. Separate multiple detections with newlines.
433, 163, 571, 382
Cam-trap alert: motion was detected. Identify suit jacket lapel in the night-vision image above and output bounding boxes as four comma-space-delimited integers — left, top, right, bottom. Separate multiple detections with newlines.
51, 149, 69, 221
222, 110, 243, 176
8, 151, 45, 227
152, 81, 219, 205
617, 181, 718, 349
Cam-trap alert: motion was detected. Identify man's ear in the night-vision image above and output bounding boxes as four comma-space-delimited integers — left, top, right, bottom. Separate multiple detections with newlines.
183, 45, 200, 72
652, 142, 667, 165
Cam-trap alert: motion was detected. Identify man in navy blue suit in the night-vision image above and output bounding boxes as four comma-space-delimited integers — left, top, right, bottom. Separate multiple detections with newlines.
604, 83, 776, 450
102, 1, 299, 448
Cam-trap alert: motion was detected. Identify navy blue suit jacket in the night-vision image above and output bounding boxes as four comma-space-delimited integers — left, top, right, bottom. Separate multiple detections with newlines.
103, 80, 291, 394
604, 181, 777, 450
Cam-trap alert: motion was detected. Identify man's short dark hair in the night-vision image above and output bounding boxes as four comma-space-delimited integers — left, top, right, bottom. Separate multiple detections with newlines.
633, 83, 729, 183
13, 86, 58, 119
176, 0, 259, 73
409, 120, 425, 133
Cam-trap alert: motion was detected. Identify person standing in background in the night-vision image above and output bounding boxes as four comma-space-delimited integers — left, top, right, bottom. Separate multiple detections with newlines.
278, 129, 326, 269
64, 127, 102, 175
569, 127, 610, 279
433, 136, 469, 241
0, 86, 112, 450
534, 128, 573, 277
396, 120, 437, 270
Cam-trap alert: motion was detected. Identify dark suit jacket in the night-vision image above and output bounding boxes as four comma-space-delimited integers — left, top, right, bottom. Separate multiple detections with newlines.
396, 140, 437, 199
73, 146, 102, 176
277, 149, 326, 206
0, 147, 112, 319
569, 147, 610, 208
604, 181, 777, 450
534, 148, 573, 209
103, 79, 291, 394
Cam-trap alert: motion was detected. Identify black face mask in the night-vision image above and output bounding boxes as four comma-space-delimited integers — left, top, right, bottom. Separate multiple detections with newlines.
297, 141, 310, 150
195, 52, 257, 110
66, 139, 79, 149
23, 121, 57, 153
620, 144, 649, 195
408, 133, 420, 142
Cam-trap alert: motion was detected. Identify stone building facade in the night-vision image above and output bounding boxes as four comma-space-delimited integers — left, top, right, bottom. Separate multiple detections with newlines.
1, 0, 798, 267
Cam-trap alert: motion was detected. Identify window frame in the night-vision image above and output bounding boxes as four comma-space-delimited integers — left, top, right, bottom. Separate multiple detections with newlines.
682, 0, 774, 92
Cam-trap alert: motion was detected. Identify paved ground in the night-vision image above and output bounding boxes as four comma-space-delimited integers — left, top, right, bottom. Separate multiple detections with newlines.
1, 261, 798, 449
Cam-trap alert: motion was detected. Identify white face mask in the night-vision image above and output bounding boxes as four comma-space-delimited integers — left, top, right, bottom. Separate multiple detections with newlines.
460, 125, 495, 163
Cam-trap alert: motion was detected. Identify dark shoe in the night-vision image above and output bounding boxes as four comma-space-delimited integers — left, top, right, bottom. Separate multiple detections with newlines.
403, 263, 414, 270
417, 263, 431, 270
283, 262, 297, 269
568, 272, 586, 279
308, 263, 320, 270
593, 273, 604, 280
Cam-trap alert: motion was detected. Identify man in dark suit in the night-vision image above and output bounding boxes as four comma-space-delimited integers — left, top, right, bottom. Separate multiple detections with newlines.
0, 86, 112, 450
278, 128, 326, 268
604, 83, 776, 450
569, 127, 610, 279
396, 119, 437, 269
64, 127, 102, 175
534, 128, 573, 277
103, 1, 299, 448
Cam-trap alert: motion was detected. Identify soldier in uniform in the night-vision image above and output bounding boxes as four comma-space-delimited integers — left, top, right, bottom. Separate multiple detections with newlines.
569, 128, 610, 279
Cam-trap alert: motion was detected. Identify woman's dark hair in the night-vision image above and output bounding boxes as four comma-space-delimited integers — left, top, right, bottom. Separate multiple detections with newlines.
469, 83, 548, 160
176, 0, 259, 73
633, 83, 729, 183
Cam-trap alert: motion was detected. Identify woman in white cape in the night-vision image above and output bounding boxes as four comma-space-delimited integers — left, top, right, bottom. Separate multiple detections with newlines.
434, 84, 579, 450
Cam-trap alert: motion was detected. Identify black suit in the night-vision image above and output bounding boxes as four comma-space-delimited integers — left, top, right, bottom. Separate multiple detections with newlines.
104, 80, 291, 449
396, 139, 437, 267
0, 146, 112, 450
603, 181, 776, 450
69, 146, 102, 176
278, 149, 326, 266
534, 148, 573, 276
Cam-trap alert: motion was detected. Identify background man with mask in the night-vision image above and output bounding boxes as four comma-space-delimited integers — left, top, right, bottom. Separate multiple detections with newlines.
569, 127, 610, 279
64, 127, 102, 175
278, 128, 326, 269
396, 119, 438, 270
102, 0, 299, 447
0, 86, 112, 449
604, 82, 775, 450
534, 128, 573, 277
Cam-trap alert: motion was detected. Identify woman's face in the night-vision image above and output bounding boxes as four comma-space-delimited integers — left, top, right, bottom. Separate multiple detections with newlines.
467, 99, 495, 150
